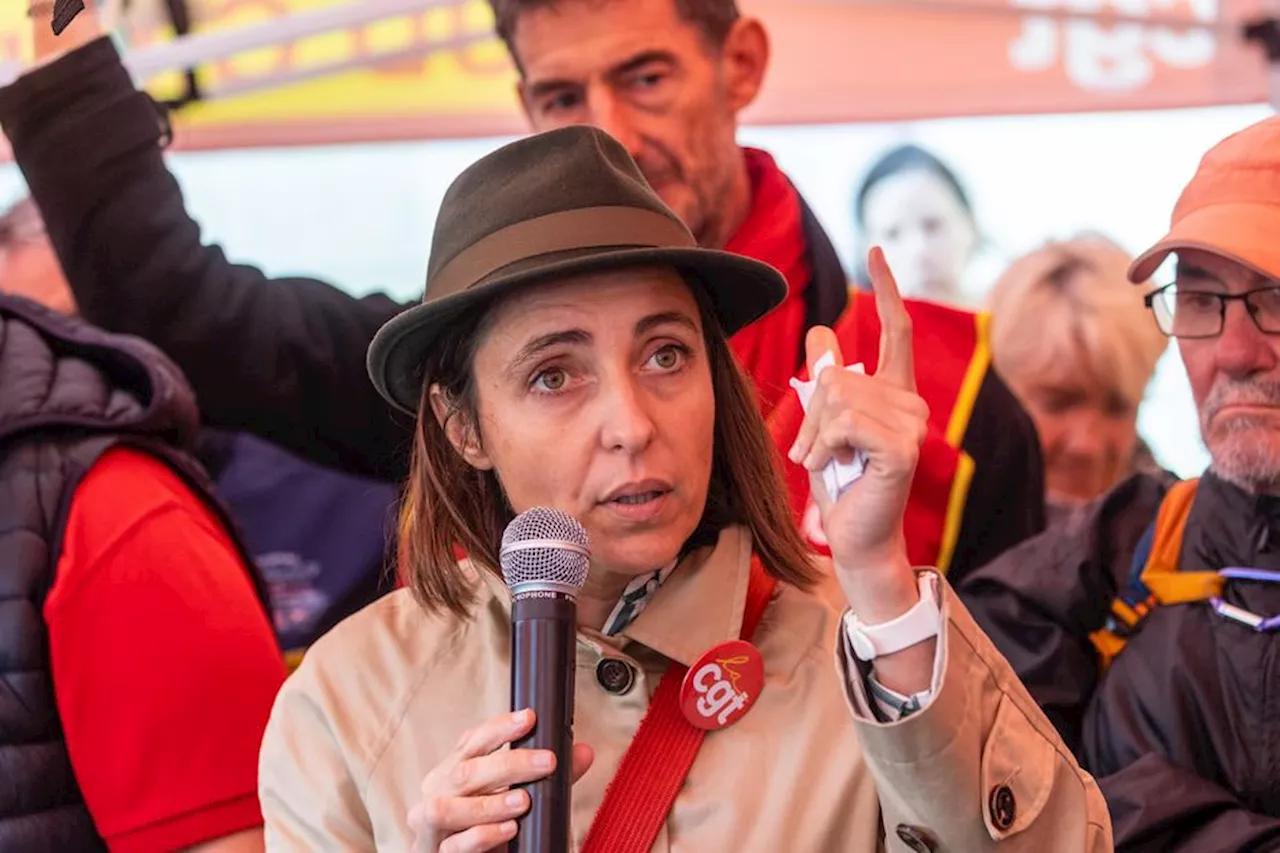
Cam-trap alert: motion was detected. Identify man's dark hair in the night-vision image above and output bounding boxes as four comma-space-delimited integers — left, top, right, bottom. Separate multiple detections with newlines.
489, 0, 741, 67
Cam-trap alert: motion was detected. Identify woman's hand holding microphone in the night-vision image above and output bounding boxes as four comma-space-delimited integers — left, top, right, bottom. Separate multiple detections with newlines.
409, 710, 594, 853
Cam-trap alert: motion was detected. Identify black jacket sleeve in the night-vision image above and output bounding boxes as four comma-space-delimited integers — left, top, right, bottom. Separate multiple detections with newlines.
959, 536, 1103, 757
0, 37, 414, 482
1081, 588, 1280, 852
958, 473, 1170, 755
1098, 754, 1280, 852
947, 368, 1047, 585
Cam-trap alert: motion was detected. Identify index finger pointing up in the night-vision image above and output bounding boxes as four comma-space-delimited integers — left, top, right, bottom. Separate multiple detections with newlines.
866, 246, 916, 393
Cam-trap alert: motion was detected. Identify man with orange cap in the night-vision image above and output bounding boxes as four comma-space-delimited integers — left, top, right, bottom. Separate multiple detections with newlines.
962, 116, 1280, 852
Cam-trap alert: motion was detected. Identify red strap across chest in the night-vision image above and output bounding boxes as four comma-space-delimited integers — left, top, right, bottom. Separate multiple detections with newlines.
580, 557, 777, 853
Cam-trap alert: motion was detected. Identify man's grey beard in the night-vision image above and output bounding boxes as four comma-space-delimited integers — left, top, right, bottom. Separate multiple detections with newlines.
1201, 377, 1280, 494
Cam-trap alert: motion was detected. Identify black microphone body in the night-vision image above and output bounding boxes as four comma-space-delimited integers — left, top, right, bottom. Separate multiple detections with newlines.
510, 593, 577, 853
500, 508, 589, 853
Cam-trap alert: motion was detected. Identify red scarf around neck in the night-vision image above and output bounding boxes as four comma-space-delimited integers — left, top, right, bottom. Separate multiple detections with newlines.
723, 148, 811, 417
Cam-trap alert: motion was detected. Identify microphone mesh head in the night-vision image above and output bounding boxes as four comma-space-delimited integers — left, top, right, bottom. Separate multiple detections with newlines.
500, 507, 590, 593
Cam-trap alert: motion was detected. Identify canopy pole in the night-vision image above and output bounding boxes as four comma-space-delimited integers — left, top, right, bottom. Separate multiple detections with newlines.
0, 0, 481, 89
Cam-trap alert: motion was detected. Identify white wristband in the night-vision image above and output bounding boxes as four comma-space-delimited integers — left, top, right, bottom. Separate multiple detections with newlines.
843, 574, 941, 662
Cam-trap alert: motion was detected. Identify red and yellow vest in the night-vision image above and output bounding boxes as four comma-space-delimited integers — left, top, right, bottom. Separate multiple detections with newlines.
767, 294, 990, 574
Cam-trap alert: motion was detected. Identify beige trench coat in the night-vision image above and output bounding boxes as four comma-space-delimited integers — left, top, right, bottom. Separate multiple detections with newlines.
258, 527, 1111, 851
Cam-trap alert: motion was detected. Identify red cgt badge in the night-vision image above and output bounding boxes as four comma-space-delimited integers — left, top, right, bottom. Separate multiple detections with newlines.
679, 640, 764, 731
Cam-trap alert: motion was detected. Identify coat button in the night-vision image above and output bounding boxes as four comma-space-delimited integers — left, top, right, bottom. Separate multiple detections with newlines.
989, 784, 1017, 831
596, 658, 635, 695
894, 825, 937, 852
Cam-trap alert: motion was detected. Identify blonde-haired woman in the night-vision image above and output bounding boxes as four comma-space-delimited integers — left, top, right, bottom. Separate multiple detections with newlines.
989, 235, 1169, 523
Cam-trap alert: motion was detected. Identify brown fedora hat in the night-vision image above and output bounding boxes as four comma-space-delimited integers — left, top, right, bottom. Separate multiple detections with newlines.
367, 125, 788, 415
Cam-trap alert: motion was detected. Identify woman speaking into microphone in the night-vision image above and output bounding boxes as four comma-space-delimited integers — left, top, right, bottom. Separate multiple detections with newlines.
258, 126, 1109, 852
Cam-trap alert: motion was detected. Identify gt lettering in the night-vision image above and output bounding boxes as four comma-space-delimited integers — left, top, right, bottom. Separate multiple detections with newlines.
691, 662, 749, 725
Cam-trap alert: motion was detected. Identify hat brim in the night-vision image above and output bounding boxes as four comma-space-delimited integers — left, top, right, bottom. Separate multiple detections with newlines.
368, 246, 788, 415
1129, 201, 1280, 284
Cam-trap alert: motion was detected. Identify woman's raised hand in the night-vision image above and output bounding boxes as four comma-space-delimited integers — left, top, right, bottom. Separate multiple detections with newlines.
788, 246, 928, 621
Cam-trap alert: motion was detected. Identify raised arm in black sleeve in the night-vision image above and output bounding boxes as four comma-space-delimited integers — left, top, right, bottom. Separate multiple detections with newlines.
0, 37, 413, 481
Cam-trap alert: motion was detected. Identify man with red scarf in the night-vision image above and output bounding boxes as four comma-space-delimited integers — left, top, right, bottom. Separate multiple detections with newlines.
4, 0, 1043, 581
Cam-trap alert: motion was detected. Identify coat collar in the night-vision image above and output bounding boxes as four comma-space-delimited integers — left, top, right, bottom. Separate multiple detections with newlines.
477, 525, 764, 667
1184, 470, 1280, 572
616, 526, 755, 667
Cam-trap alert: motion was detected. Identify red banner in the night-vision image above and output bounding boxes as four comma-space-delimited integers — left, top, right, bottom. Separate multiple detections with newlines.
748, 0, 1270, 125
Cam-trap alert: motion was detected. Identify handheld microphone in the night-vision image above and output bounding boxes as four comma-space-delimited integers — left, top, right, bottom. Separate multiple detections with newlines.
500, 508, 589, 853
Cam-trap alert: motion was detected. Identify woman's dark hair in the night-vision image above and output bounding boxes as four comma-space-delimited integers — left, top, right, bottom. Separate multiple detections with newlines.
397, 276, 819, 618
853, 144, 973, 228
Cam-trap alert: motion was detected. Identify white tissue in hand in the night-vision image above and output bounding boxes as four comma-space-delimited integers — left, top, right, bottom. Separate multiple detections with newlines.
788, 352, 868, 503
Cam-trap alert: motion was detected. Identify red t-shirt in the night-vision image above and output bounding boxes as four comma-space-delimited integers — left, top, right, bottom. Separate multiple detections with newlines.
44, 447, 287, 852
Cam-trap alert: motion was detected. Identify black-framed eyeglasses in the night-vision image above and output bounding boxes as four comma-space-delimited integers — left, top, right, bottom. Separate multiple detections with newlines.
1145, 282, 1280, 339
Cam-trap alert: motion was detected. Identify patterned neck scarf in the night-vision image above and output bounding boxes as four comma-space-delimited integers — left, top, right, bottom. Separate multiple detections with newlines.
601, 562, 677, 636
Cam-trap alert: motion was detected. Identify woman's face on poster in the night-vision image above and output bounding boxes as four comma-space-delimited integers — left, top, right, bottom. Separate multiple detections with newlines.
862, 168, 977, 304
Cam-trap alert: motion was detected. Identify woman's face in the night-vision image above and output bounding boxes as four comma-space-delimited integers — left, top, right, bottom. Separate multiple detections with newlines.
862, 169, 976, 304
1015, 365, 1139, 507
462, 266, 715, 582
